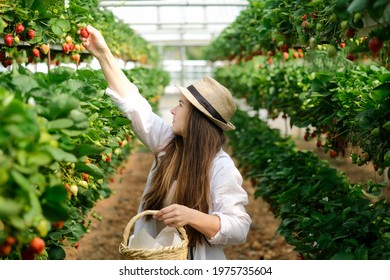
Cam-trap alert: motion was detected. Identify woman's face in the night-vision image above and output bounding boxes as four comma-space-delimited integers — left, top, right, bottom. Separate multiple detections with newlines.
170, 94, 191, 136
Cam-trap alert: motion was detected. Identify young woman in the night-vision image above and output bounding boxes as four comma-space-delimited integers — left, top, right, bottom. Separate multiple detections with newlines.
80, 25, 251, 260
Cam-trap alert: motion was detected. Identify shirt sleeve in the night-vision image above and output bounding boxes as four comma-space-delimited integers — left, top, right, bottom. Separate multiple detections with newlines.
207, 153, 252, 245
105, 87, 173, 151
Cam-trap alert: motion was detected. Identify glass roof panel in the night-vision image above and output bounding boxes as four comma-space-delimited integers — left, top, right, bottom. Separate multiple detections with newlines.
102, 0, 248, 46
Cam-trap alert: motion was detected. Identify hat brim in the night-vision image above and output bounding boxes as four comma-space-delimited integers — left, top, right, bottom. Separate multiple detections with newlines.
175, 85, 235, 131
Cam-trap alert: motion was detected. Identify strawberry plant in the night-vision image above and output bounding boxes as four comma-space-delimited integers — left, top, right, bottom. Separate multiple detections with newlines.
0, 65, 169, 259
0, 0, 160, 66
205, 0, 389, 68
228, 109, 390, 259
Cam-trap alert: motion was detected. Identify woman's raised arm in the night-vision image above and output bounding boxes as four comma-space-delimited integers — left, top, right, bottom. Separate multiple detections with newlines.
79, 25, 137, 98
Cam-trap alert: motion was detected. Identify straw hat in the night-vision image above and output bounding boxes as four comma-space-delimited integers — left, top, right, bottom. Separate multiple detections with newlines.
176, 76, 236, 131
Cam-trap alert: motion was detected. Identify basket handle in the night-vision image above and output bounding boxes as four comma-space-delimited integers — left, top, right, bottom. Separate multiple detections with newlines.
121, 210, 188, 246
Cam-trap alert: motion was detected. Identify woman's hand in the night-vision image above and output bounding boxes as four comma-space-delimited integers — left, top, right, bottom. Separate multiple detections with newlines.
153, 204, 221, 238
153, 204, 193, 228
78, 25, 110, 61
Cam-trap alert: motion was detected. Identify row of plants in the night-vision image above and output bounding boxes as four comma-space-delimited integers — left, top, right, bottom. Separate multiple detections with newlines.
0, 0, 159, 67
215, 53, 390, 179
0, 65, 169, 260
227, 109, 390, 259
204, 0, 390, 69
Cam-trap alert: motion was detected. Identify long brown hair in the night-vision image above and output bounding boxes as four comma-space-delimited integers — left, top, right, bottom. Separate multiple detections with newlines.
142, 104, 226, 246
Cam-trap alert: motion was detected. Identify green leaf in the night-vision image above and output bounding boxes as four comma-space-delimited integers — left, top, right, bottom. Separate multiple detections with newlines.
55, 19, 71, 32
0, 197, 23, 217
44, 146, 77, 162
331, 251, 356, 260
48, 94, 79, 119
48, 231, 64, 241
100, 108, 112, 117
75, 144, 105, 157
75, 163, 104, 179
115, 117, 130, 126
51, 18, 70, 35
60, 129, 85, 137
47, 118, 74, 130
371, 83, 390, 102
10, 170, 34, 192
27, 152, 52, 166
69, 109, 87, 123
41, 186, 68, 221
47, 245, 66, 260
347, 0, 369, 14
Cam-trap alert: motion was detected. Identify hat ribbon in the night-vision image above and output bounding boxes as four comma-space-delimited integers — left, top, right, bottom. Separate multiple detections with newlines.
187, 85, 227, 124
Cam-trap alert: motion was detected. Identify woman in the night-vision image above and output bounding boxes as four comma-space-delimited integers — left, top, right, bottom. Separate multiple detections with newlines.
80, 25, 251, 260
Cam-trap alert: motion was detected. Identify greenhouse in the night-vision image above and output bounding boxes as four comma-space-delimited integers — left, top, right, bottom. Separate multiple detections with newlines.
1, 0, 390, 270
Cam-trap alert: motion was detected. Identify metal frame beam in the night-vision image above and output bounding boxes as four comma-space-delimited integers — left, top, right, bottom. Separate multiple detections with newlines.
100, 0, 248, 7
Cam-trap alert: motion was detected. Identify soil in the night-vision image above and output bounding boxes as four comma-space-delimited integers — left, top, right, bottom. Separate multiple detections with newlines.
65, 139, 389, 260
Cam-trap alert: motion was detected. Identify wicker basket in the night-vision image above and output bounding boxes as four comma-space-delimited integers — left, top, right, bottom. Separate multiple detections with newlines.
119, 210, 189, 260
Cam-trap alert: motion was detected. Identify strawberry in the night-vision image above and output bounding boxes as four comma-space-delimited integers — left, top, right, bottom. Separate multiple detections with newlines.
0, 244, 12, 256
345, 29, 356, 38
15, 23, 25, 34
32, 48, 40, 58
72, 53, 80, 64
27, 29, 35, 40
346, 53, 356, 61
21, 249, 35, 260
80, 27, 89, 38
40, 43, 50, 55
329, 149, 337, 158
68, 43, 75, 51
368, 37, 383, 55
29, 237, 45, 255
5, 236, 17, 246
65, 35, 73, 44
4, 34, 13, 47
1, 59, 12, 67
62, 43, 70, 54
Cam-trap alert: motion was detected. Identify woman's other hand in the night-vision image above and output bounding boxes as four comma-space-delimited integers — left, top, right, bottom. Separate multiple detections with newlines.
154, 204, 220, 238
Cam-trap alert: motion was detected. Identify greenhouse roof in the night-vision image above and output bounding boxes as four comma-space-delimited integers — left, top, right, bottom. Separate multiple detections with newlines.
99, 0, 248, 46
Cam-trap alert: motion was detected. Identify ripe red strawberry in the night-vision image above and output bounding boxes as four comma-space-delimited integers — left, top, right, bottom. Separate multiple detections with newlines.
80, 27, 89, 38
82, 172, 88, 182
1, 58, 12, 67
0, 243, 12, 256
345, 28, 356, 38
32, 48, 40, 57
346, 53, 356, 61
368, 37, 383, 55
4, 34, 13, 47
21, 249, 35, 260
27, 29, 35, 40
62, 43, 70, 54
329, 149, 337, 158
15, 23, 25, 34
29, 237, 45, 255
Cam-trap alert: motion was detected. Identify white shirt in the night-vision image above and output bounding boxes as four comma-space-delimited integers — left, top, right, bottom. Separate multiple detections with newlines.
106, 87, 251, 260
